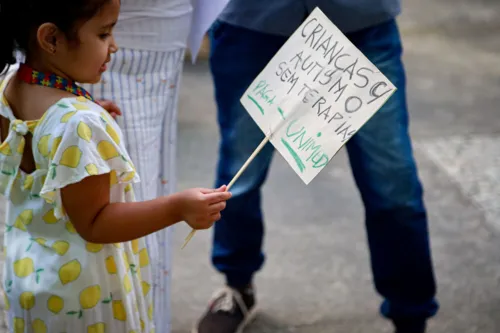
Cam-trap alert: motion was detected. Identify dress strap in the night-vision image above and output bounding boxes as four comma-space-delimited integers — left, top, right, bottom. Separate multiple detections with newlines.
0, 118, 37, 197
0, 65, 44, 197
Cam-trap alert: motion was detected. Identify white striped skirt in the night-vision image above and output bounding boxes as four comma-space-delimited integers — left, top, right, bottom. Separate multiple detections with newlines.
82, 47, 186, 333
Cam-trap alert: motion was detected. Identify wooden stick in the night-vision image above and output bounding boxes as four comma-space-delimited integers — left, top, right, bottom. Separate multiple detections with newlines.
181, 135, 271, 249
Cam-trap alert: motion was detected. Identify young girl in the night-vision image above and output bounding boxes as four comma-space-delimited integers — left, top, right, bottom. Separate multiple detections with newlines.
0, 0, 231, 332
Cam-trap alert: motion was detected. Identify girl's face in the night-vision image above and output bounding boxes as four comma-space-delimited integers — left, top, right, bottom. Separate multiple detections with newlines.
55, 0, 120, 84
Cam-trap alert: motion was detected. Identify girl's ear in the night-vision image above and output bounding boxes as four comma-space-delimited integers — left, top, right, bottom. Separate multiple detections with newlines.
36, 23, 61, 55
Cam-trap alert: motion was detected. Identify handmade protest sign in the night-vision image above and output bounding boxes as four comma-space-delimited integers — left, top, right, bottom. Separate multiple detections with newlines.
241, 7, 396, 184
182, 7, 396, 248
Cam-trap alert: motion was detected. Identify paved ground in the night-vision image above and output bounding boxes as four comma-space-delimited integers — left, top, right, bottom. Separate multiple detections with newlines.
1, 0, 499, 332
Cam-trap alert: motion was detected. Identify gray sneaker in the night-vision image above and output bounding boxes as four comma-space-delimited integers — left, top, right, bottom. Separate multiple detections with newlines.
193, 286, 257, 333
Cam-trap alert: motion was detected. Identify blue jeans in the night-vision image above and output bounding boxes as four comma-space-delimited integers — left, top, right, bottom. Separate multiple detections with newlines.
209, 19, 438, 327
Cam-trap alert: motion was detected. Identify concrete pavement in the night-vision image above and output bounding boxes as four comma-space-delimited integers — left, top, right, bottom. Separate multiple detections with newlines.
0, 0, 499, 332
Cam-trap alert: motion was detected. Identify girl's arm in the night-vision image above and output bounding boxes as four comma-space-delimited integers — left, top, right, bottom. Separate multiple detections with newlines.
61, 173, 231, 243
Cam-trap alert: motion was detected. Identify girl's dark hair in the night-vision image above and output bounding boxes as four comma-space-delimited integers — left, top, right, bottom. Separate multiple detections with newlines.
0, 0, 110, 74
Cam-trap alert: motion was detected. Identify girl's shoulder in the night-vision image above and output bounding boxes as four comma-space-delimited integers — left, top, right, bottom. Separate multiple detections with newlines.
32, 96, 126, 169
35, 97, 120, 140
38, 97, 113, 127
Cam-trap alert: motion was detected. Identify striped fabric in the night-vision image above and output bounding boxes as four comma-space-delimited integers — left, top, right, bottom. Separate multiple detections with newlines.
82, 47, 186, 333
113, 0, 193, 52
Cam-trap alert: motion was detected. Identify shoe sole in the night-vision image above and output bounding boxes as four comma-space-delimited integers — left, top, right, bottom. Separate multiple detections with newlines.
191, 306, 258, 333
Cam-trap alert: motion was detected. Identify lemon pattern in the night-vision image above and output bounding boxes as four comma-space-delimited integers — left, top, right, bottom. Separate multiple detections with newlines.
131, 239, 140, 254
32, 318, 47, 333
59, 259, 82, 285
61, 111, 77, 123
105, 256, 117, 274
59, 146, 82, 168
123, 275, 133, 294
139, 248, 150, 268
51, 136, 62, 159
0, 141, 12, 156
78, 121, 93, 142
38, 135, 51, 157
43, 208, 59, 224
16, 138, 25, 154
23, 174, 34, 190
66, 221, 77, 234
13, 318, 24, 333
113, 300, 127, 321
19, 291, 35, 310
0, 90, 153, 331
85, 163, 98, 175
8, 209, 33, 232
106, 124, 120, 145
13, 257, 34, 278
87, 322, 106, 333
86, 242, 104, 253
141, 281, 151, 297
52, 240, 70, 256
97, 141, 120, 161
80, 285, 101, 309
47, 295, 64, 314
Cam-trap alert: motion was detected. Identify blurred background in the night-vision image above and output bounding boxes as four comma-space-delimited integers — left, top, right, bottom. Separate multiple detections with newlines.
1, 0, 499, 332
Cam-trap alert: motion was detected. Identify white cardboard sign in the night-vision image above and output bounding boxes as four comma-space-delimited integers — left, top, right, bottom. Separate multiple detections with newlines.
240, 7, 397, 184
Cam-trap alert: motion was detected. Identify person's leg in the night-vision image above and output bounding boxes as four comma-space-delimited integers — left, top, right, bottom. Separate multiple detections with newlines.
344, 20, 438, 333
210, 21, 287, 289
194, 21, 286, 333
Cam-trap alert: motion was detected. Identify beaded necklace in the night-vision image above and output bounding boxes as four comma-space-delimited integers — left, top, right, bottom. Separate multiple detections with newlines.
18, 63, 95, 102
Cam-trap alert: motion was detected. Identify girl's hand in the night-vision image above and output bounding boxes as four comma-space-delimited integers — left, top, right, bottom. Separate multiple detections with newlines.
97, 100, 122, 120
175, 185, 232, 230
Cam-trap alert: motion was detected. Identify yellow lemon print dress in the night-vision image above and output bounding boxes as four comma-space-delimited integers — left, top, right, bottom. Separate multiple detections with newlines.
0, 73, 155, 333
